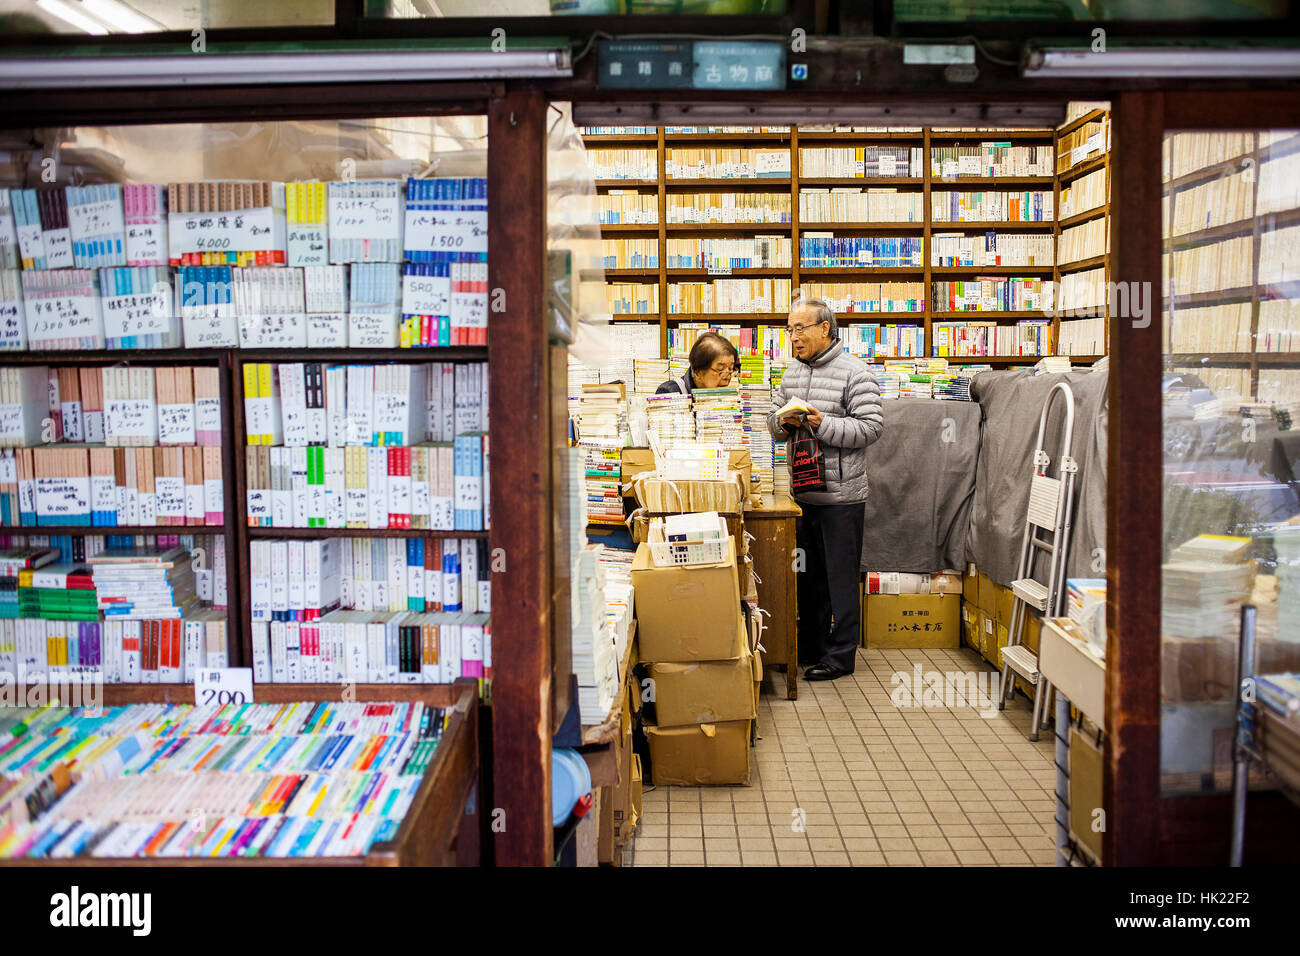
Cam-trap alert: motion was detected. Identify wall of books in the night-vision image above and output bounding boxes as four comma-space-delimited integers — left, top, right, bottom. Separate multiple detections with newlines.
1163, 128, 1300, 405
0, 117, 493, 692
1159, 125, 1300, 797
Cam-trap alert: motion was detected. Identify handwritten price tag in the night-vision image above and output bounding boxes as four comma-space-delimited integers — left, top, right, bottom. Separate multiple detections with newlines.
239, 313, 307, 349
103, 291, 171, 339
194, 668, 254, 707
401, 273, 449, 315
328, 196, 401, 241
126, 221, 166, 265
306, 313, 347, 348
348, 311, 398, 348
169, 208, 279, 257
287, 226, 328, 267
403, 209, 487, 254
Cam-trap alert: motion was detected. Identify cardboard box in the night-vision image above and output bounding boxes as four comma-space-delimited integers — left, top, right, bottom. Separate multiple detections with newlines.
993, 584, 1016, 629
978, 611, 998, 665
931, 571, 963, 595
1025, 610, 1042, 655
622, 447, 752, 501
963, 564, 980, 607
632, 537, 742, 662
864, 593, 960, 648
646, 719, 752, 786
648, 617, 758, 727
961, 602, 981, 651
1068, 727, 1104, 863
630, 753, 643, 819
597, 784, 614, 863
860, 578, 869, 648
977, 572, 999, 615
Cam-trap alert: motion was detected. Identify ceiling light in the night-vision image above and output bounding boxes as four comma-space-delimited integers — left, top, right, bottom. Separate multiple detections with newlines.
0, 48, 572, 89
81, 0, 168, 33
36, 0, 110, 35
1024, 47, 1300, 78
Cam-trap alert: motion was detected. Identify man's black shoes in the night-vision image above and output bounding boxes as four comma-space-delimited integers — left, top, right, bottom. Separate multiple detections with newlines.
804, 663, 850, 681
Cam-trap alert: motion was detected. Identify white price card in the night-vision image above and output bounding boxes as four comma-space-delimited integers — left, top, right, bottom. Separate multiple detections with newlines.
403, 208, 488, 255
306, 313, 347, 348
194, 667, 254, 707
401, 273, 449, 315
328, 196, 402, 241
348, 311, 398, 348
169, 207, 279, 257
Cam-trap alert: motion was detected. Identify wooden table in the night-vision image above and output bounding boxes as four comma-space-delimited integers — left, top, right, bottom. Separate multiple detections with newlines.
746, 494, 802, 700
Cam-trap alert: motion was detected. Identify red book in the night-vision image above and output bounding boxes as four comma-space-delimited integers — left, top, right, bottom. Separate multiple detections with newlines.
388, 448, 399, 529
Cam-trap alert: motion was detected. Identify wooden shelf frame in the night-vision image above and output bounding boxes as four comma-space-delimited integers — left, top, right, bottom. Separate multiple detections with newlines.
592, 124, 1090, 363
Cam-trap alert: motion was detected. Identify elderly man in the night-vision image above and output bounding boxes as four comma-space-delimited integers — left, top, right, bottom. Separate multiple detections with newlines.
768, 297, 884, 681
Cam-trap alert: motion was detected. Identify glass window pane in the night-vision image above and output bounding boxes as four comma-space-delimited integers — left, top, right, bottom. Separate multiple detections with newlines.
1161, 128, 1300, 797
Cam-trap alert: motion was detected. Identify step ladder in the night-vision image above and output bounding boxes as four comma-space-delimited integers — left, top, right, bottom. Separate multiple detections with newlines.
999, 382, 1079, 742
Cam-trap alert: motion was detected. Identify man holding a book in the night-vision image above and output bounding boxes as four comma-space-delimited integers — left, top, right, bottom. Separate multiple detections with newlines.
768, 297, 884, 681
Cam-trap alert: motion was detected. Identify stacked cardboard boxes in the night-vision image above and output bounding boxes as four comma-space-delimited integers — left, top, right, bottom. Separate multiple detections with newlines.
959, 564, 1043, 697
859, 571, 963, 649
632, 535, 756, 785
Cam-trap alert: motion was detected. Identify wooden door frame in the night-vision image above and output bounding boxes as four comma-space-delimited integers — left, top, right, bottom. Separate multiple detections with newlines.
1107, 90, 1300, 866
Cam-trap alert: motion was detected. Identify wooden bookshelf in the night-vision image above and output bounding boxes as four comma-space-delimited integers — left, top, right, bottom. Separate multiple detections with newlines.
1054, 106, 1113, 362
588, 124, 1098, 367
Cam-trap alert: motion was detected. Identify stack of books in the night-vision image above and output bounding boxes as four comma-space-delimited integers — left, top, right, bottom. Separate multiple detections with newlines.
1162, 534, 1254, 640
738, 379, 774, 504
574, 382, 627, 444
18, 562, 96, 621
644, 392, 694, 449
932, 373, 973, 402
693, 387, 745, 449
572, 543, 618, 724
582, 442, 625, 525
90, 546, 197, 621
0, 547, 59, 618
1276, 521, 1300, 647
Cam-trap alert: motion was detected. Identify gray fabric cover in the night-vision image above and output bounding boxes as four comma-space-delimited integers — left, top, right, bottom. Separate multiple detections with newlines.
768, 340, 885, 505
860, 400, 982, 572
967, 360, 1110, 587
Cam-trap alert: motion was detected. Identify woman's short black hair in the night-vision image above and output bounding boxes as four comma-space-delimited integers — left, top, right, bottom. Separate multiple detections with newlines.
689, 331, 736, 375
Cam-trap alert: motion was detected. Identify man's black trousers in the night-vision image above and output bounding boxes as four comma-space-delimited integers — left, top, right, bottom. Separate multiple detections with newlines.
795, 501, 865, 673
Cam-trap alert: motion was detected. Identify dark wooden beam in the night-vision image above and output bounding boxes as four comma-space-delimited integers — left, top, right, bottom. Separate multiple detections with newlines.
488, 87, 553, 867
1105, 90, 1164, 867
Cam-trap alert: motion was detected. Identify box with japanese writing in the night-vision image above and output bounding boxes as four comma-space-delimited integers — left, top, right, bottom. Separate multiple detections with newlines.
864, 593, 959, 649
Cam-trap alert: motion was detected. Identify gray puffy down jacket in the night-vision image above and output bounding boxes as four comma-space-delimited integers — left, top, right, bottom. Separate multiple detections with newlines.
766, 340, 885, 505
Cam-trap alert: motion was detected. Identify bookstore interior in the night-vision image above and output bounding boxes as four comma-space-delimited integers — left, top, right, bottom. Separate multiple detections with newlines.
0, 51, 1298, 872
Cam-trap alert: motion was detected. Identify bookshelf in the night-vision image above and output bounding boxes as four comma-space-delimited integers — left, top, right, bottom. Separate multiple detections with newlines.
586, 124, 1092, 365
1163, 130, 1300, 401
0, 99, 563, 863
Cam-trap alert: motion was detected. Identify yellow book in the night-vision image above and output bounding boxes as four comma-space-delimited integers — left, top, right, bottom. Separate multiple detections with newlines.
256, 363, 274, 445
242, 363, 261, 445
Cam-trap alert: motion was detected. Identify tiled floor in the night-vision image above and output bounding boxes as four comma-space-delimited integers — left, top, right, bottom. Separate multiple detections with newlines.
624, 646, 1058, 867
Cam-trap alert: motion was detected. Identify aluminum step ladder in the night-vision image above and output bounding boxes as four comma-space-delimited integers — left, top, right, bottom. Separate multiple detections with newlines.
999, 382, 1079, 742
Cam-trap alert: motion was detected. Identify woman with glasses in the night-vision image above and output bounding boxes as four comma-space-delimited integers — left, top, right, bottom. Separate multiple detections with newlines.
656, 330, 739, 395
